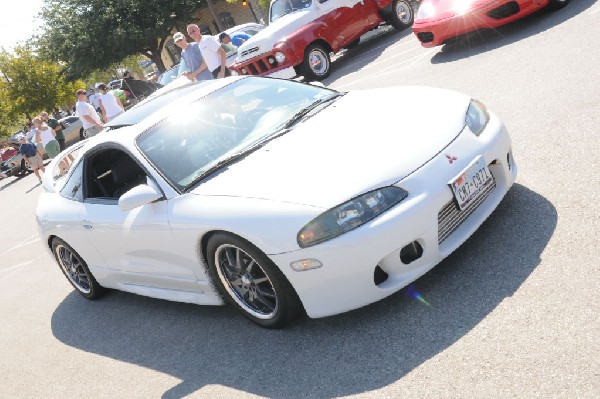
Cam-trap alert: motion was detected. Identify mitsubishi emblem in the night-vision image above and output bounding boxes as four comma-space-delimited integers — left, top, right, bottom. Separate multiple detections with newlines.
446, 154, 458, 164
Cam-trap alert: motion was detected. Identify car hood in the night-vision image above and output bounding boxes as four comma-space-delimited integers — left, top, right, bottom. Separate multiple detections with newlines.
236, 11, 313, 62
191, 86, 470, 208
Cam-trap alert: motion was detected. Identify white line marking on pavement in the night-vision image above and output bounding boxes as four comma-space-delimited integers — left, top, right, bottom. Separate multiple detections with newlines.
2, 234, 41, 256
0, 256, 43, 282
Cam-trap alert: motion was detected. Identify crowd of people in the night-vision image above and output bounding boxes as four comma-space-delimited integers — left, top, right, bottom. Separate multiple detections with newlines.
4, 25, 246, 183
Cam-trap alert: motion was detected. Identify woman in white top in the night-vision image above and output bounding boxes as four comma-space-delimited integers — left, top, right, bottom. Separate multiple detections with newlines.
32, 116, 60, 158
97, 82, 125, 122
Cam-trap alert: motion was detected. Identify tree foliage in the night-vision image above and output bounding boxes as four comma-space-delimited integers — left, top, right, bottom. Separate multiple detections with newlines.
0, 46, 82, 139
37, 0, 208, 79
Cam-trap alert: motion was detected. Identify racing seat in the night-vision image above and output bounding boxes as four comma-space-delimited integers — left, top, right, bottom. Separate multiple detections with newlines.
111, 156, 147, 198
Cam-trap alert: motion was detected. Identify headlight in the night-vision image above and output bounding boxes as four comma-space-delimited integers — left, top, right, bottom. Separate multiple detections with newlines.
416, 2, 436, 19
465, 99, 489, 136
274, 51, 286, 63
297, 187, 408, 248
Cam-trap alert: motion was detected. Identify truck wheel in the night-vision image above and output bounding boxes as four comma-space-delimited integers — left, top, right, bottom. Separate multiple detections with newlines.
301, 44, 331, 81
386, 0, 414, 31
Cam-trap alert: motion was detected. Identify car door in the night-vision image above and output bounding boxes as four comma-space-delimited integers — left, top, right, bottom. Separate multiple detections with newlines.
78, 146, 201, 287
317, 0, 371, 49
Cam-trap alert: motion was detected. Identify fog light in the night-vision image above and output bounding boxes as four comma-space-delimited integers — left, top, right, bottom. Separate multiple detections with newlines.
241, 68, 247, 74
290, 259, 322, 271
268, 57, 276, 65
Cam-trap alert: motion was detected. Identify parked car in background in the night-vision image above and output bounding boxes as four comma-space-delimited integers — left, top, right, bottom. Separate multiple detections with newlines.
59, 116, 84, 144
413, 0, 570, 47
230, 0, 415, 80
219, 23, 265, 67
0, 117, 84, 178
156, 60, 188, 87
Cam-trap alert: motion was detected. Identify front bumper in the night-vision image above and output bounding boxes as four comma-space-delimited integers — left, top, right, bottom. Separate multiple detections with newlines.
270, 113, 517, 318
413, 0, 549, 47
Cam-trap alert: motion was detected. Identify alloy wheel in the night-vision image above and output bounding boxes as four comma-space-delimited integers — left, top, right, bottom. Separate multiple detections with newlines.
215, 244, 278, 320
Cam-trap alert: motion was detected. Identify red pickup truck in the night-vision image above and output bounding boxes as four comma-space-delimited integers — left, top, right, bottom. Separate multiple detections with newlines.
230, 0, 415, 81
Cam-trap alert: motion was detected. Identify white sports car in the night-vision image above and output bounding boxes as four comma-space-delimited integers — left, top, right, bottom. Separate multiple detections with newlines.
37, 76, 517, 328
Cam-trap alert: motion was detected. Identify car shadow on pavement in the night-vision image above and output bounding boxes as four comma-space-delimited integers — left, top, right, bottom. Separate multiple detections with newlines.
51, 183, 556, 398
430, 0, 597, 64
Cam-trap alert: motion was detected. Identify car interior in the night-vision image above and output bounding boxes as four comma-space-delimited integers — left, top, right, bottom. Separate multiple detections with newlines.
86, 148, 147, 199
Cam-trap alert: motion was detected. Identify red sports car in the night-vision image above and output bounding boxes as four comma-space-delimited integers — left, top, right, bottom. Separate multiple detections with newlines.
413, 0, 570, 47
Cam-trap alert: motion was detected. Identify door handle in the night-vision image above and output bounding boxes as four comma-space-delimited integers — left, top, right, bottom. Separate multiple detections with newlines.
82, 220, 93, 230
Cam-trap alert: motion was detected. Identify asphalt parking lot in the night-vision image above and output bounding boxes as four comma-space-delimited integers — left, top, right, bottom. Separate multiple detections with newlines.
1, 1, 599, 397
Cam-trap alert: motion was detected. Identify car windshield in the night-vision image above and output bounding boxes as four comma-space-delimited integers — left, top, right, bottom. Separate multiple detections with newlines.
270, 0, 312, 22
136, 77, 340, 192
105, 80, 211, 129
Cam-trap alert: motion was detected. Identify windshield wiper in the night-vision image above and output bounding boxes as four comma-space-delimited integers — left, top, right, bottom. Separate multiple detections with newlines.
184, 150, 255, 191
282, 93, 342, 130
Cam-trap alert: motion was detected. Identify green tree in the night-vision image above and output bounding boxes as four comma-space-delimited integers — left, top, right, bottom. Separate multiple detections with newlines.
0, 46, 83, 139
37, 0, 209, 79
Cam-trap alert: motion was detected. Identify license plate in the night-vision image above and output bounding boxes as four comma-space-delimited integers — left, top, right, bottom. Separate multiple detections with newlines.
449, 156, 494, 210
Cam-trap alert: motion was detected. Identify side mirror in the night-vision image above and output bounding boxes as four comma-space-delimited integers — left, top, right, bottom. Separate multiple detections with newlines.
118, 184, 162, 211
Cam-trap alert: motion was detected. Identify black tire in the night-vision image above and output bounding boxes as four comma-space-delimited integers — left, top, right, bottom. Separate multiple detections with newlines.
301, 44, 331, 81
547, 0, 570, 10
385, 0, 414, 31
20, 159, 33, 174
51, 237, 105, 299
206, 232, 302, 328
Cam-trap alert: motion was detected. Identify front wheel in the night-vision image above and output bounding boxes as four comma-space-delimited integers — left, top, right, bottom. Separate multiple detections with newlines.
301, 44, 331, 81
51, 238, 105, 299
385, 0, 414, 31
206, 233, 302, 328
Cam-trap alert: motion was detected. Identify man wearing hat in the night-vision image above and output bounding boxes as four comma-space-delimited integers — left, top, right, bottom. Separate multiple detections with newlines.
173, 32, 213, 82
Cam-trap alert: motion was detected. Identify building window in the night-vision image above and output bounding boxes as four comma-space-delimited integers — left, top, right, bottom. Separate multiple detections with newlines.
213, 12, 236, 32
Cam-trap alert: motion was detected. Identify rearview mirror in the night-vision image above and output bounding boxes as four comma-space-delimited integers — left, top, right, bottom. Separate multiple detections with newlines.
118, 184, 162, 211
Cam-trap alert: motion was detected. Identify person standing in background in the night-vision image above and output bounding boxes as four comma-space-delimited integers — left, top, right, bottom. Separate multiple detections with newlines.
32, 116, 60, 160
40, 111, 66, 152
75, 89, 103, 138
97, 83, 125, 122
173, 32, 213, 82
88, 88, 101, 114
186, 24, 230, 79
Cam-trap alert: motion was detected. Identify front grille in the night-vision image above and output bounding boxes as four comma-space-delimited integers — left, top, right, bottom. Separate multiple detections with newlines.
437, 180, 496, 244
487, 1, 520, 19
417, 32, 434, 43
234, 55, 280, 76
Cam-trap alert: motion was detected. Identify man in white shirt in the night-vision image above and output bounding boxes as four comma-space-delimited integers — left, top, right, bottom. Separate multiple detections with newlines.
186, 24, 231, 79
75, 89, 103, 138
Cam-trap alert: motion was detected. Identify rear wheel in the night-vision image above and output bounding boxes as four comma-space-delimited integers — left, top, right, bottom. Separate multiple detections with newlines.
301, 44, 331, 81
51, 238, 105, 299
385, 0, 414, 31
206, 233, 302, 328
